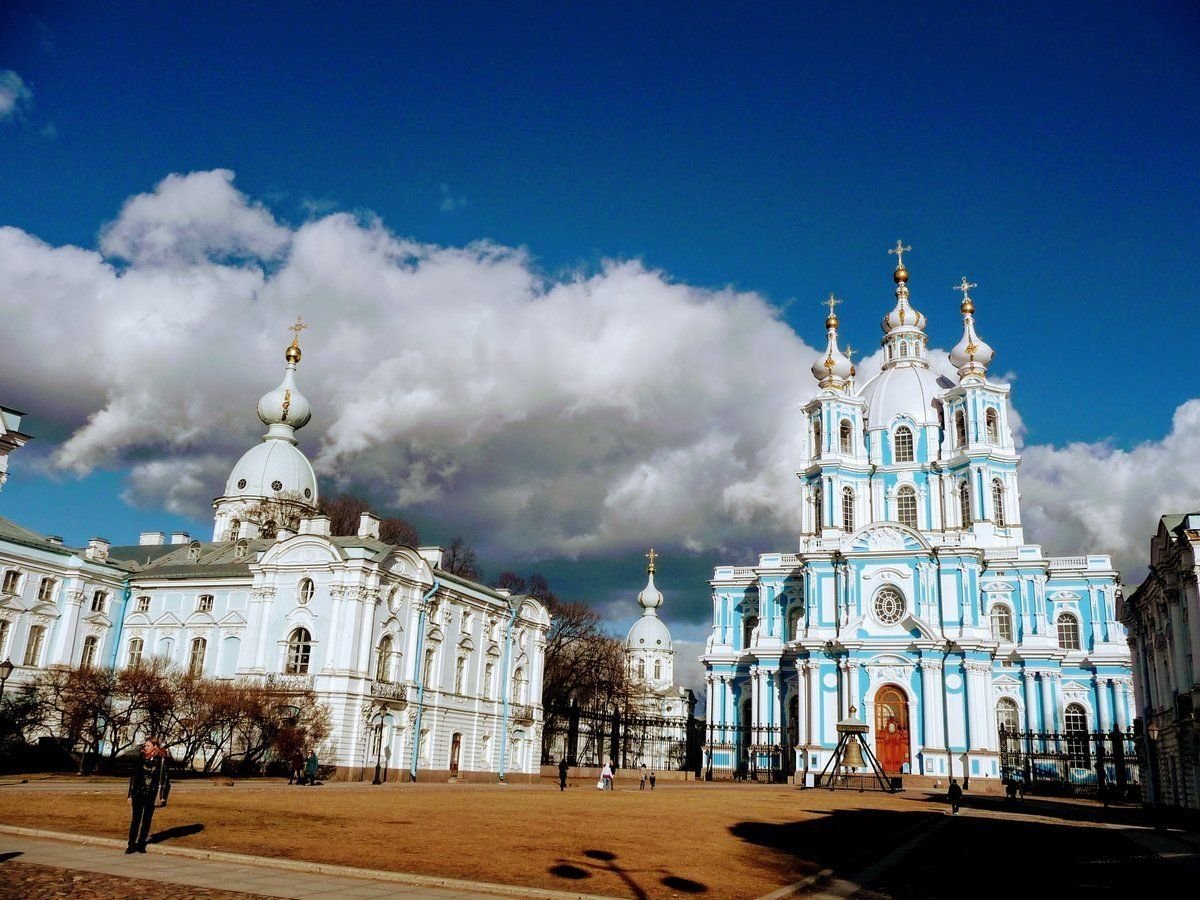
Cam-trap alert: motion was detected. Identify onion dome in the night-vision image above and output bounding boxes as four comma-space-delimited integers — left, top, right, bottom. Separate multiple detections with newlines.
811, 294, 854, 390
881, 240, 928, 335
949, 277, 994, 379
256, 329, 312, 441
627, 549, 672, 650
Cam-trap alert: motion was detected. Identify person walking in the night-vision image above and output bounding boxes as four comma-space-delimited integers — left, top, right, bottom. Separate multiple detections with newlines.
558, 757, 569, 791
126, 738, 170, 853
288, 751, 304, 785
304, 749, 319, 786
640, 768, 647, 790
601, 759, 614, 791
649, 771, 656, 790
947, 777, 963, 815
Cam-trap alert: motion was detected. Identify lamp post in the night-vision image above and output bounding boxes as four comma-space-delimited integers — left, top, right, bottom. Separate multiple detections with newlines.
0, 658, 13, 701
1147, 721, 1165, 831
372, 706, 386, 785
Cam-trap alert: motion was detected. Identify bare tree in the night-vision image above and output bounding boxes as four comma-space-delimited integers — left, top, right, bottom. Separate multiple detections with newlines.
238, 490, 311, 537
318, 492, 420, 546
442, 536, 481, 580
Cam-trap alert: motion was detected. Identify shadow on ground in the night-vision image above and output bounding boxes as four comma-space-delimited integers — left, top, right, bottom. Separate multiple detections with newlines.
550, 848, 708, 899
149, 823, 204, 844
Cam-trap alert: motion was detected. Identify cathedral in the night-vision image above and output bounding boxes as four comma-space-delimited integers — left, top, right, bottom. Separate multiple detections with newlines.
701, 244, 1134, 783
0, 328, 549, 781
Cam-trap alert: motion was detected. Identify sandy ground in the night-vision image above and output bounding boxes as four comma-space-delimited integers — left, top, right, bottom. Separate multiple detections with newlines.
0, 777, 958, 898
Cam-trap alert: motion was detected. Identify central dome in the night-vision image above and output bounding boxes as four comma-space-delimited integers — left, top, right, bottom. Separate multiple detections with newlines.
857, 364, 950, 428
626, 614, 672, 651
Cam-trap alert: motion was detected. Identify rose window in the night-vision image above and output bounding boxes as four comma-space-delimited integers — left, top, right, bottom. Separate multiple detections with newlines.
873, 587, 905, 625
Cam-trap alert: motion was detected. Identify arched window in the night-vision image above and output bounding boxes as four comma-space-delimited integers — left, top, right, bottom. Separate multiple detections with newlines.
376, 635, 393, 682
23, 625, 46, 666
899, 341, 909, 357
812, 418, 822, 456
229, 519, 241, 541
894, 426, 914, 463
992, 479, 1006, 527
1057, 614, 1080, 651
986, 409, 1000, 443
990, 605, 1014, 642
637, 658, 646, 680
1065, 703, 1089, 766
896, 486, 918, 529
995, 697, 1020, 734
513, 666, 527, 703
81, 635, 99, 669
955, 409, 967, 446
743, 615, 758, 649
188, 637, 207, 676
188, 541, 202, 563
286, 628, 312, 674
127, 637, 144, 668
298, 578, 315, 605
839, 420, 852, 454
842, 486, 855, 531
424, 648, 436, 684
813, 482, 823, 529
958, 481, 971, 527
788, 606, 804, 641
653, 659, 662, 681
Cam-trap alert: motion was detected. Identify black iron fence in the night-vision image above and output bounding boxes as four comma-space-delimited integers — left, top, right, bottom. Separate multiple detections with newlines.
704, 723, 794, 782
998, 726, 1142, 800
541, 703, 703, 773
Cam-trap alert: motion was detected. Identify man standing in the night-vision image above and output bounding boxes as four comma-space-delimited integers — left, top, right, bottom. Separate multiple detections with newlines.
304, 748, 319, 785
127, 738, 170, 853
558, 757, 569, 791
947, 778, 963, 815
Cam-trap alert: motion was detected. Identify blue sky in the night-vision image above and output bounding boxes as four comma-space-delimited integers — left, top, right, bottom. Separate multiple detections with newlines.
1, 2, 1198, 661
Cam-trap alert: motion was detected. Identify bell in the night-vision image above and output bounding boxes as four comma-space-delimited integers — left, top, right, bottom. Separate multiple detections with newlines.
842, 735, 865, 769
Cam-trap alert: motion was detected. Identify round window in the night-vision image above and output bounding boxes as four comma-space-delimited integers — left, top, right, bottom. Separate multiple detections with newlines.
304, 488, 312, 499
873, 587, 905, 625
237, 479, 247, 489
271, 480, 283, 492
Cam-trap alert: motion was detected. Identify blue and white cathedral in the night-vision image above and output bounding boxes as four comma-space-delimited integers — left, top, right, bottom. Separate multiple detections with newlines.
701, 243, 1133, 783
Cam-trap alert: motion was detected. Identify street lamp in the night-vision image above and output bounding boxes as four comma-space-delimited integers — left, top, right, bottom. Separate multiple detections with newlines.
0, 658, 13, 701
1146, 721, 1165, 830
372, 707, 387, 785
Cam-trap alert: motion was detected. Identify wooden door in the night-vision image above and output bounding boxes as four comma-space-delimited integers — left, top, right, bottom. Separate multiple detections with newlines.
874, 686, 910, 773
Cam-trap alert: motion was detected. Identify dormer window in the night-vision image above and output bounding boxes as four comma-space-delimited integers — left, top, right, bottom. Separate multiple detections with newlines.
894, 426, 914, 463
188, 541, 202, 562
234, 539, 249, 560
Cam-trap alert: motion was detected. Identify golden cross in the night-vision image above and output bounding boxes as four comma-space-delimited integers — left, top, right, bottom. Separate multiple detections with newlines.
953, 277, 976, 301
288, 315, 309, 344
646, 548, 659, 574
843, 344, 856, 362
823, 293, 842, 316
888, 240, 912, 268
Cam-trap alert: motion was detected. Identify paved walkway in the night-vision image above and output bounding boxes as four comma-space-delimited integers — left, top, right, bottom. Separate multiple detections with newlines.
0, 826, 610, 900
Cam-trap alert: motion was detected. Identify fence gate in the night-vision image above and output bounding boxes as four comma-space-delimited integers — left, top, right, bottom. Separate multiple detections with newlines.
542, 703, 703, 774
704, 723, 793, 783
998, 726, 1142, 800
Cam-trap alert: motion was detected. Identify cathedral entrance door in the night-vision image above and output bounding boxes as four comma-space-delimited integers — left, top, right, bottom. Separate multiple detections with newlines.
874, 686, 910, 774
449, 733, 462, 777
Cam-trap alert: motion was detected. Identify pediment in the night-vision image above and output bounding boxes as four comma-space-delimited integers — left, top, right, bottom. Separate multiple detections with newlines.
124, 612, 152, 627
185, 611, 217, 626
30, 600, 60, 618
845, 524, 930, 555
154, 612, 183, 627
458, 635, 475, 652
259, 535, 343, 567
994, 673, 1021, 687
82, 610, 111, 628
427, 625, 444, 643
1050, 591, 1082, 603
218, 610, 247, 626
982, 582, 1016, 593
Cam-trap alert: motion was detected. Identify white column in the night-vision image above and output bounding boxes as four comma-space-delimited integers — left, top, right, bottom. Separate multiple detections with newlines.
1097, 677, 1113, 732
323, 586, 344, 671
796, 662, 808, 746
254, 588, 276, 670
807, 661, 822, 746
965, 661, 993, 751
920, 660, 945, 750
750, 666, 760, 742
1022, 668, 1038, 732
1039, 670, 1055, 733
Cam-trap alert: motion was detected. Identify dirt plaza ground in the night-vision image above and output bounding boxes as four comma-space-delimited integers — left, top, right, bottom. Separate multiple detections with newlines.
0, 775, 1194, 899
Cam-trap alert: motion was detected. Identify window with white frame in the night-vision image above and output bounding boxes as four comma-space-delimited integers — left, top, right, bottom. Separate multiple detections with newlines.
788, 606, 804, 641
188, 541, 202, 562
1064, 703, 1088, 766
81, 635, 99, 669
992, 479, 1006, 527
743, 615, 758, 649
286, 628, 312, 674
986, 408, 999, 443
376, 635, 393, 682
1057, 613, 1081, 651
197, 594, 214, 613
91, 590, 107, 613
842, 486, 855, 531
637, 658, 646, 680
896, 486, 918, 529
298, 578, 315, 605
839, 420, 852, 454
955, 409, 967, 446
135, 595, 151, 613
958, 481, 971, 527
990, 604, 1014, 642
894, 426, 915, 463
188, 637, 207, 676
653, 659, 662, 681
995, 697, 1020, 734
127, 637, 144, 668
513, 666, 528, 704
1, 570, 20, 595
37, 577, 55, 603
873, 586, 906, 625
23, 625, 46, 666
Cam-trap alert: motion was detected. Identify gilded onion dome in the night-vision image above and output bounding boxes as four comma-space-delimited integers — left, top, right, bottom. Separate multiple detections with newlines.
949, 277, 994, 378
881, 241, 928, 336
811, 294, 853, 390
256, 332, 312, 439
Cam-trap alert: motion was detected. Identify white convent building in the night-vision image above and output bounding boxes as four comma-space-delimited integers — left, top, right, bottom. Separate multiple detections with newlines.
625, 550, 692, 720
702, 243, 1134, 784
0, 329, 549, 781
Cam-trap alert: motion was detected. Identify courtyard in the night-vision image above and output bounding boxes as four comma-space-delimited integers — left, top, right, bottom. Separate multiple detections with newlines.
0, 775, 1194, 898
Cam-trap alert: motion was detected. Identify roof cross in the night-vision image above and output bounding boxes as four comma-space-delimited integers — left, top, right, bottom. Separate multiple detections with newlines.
953, 277, 977, 301
288, 315, 309, 344
823, 293, 843, 316
888, 240, 912, 268
646, 548, 659, 574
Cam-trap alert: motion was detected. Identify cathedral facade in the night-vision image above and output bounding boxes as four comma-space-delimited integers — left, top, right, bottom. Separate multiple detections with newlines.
701, 245, 1133, 783
0, 331, 549, 781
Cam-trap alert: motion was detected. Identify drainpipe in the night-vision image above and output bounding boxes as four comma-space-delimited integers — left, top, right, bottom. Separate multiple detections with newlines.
497, 595, 521, 782
408, 577, 440, 782
108, 582, 132, 671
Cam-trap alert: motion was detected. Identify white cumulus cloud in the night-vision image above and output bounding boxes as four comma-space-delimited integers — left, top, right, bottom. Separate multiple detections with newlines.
0, 70, 32, 121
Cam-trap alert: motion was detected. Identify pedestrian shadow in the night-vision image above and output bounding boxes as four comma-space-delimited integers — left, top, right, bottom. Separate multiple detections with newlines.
549, 848, 707, 898
149, 823, 205, 844
0, 852, 23, 863
910, 791, 1149, 827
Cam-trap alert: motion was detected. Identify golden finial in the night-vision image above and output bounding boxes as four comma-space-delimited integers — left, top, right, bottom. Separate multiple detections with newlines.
889, 240, 912, 283
953, 277, 977, 314
645, 548, 659, 575
285, 316, 308, 364
823, 293, 842, 327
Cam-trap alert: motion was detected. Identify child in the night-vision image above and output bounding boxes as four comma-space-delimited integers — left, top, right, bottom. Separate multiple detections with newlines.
649, 771, 656, 790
